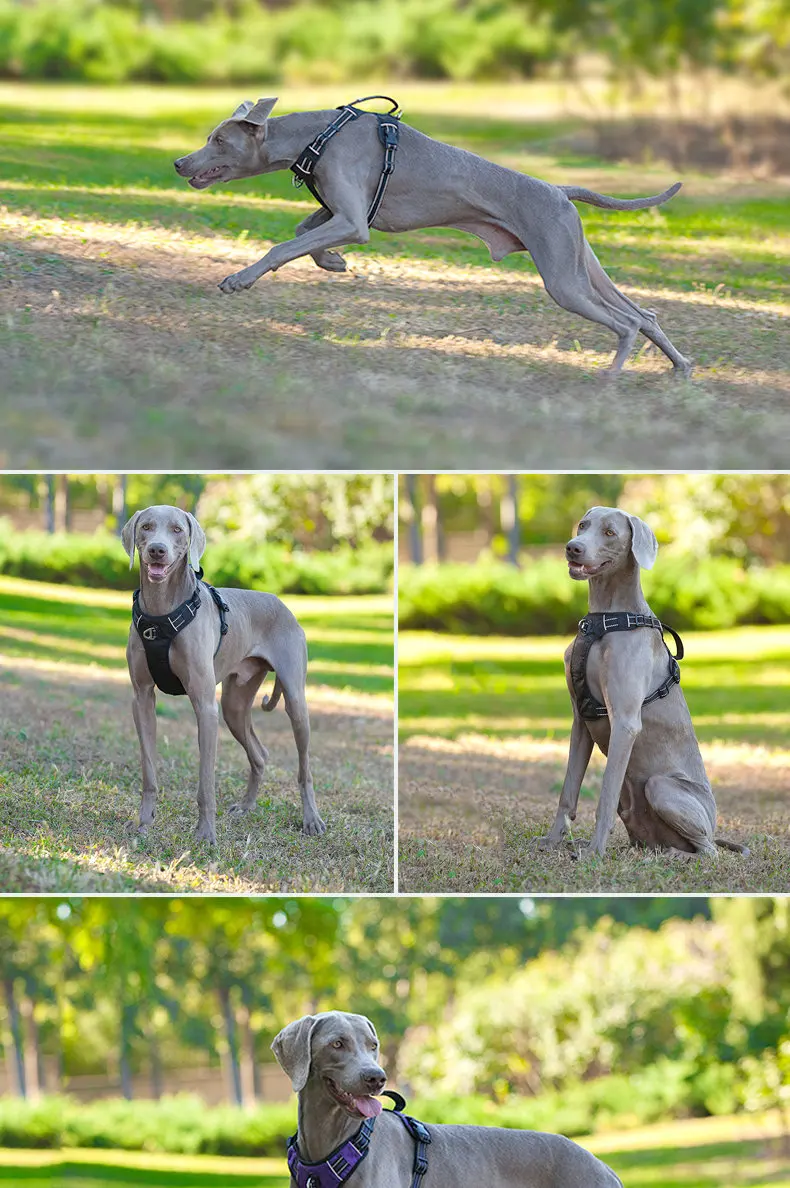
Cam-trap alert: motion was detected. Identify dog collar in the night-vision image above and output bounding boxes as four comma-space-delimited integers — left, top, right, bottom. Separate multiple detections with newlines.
132, 570, 229, 696
571, 611, 684, 720
287, 1094, 430, 1188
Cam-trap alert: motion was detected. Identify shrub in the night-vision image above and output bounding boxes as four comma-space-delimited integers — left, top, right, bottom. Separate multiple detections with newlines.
0, 522, 393, 596
398, 556, 790, 635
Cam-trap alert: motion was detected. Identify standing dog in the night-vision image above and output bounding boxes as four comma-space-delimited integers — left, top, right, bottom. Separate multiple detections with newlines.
122, 505, 325, 843
540, 506, 747, 859
272, 1010, 622, 1188
174, 98, 691, 376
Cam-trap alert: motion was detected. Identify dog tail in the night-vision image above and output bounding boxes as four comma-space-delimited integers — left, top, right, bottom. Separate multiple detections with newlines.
715, 837, 750, 856
261, 674, 283, 713
560, 181, 682, 210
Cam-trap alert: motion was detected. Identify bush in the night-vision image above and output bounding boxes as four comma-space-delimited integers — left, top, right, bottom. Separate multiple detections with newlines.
398, 556, 790, 634
0, 522, 393, 596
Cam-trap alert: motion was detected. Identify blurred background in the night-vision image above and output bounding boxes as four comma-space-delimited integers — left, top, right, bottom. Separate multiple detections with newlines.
0, 896, 788, 1187
398, 474, 790, 892
0, 473, 395, 895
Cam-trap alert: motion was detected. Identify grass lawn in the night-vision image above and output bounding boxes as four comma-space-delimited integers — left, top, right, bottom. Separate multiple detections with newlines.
0, 1112, 787, 1187
0, 81, 788, 469
0, 575, 394, 892
398, 625, 790, 892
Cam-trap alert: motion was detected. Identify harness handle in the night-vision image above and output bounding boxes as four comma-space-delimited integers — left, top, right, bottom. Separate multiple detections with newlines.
344, 94, 400, 114
381, 1090, 407, 1112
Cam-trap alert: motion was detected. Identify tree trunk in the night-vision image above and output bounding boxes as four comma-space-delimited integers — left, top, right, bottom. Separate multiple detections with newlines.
113, 475, 128, 535
404, 474, 423, 565
236, 998, 257, 1107
119, 1003, 134, 1100
54, 474, 70, 533
19, 996, 41, 1101
217, 985, 242, 1105
43, 477, 56, 535
149, 1029, 163, 1100
500, 476, 521, 566
421, 475, 444, 563
2, 978, 25, 1096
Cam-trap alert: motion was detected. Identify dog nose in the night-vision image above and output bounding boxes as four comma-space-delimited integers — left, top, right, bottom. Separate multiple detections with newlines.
362, 1070, 386, 1093
173, 157, 185, 172
148, 543, 167, 560
566, 540, 583, 558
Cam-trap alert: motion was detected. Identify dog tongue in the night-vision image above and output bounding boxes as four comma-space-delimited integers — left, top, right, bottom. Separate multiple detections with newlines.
354, 1096, 382, 1118
147, 564, 167, 577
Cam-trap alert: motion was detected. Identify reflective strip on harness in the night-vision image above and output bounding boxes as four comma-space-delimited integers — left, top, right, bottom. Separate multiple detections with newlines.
570, 611, 684, 720
290, 95, 401, 225
132, 575, 229, 697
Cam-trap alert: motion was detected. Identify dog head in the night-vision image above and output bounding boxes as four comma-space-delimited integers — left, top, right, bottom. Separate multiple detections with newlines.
174, 98, 278, 188
271, 1011, 386, 1117
566, 506, 658, 580
122, 505, 205, 583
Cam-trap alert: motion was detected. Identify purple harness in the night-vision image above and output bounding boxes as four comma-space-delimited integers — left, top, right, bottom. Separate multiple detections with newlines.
287, 1093, 430, 1188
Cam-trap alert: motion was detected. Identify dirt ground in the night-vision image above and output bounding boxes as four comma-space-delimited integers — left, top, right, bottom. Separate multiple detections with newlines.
2, 205, 788, 470
0, 656, 393, 893
398, 733, 790, 892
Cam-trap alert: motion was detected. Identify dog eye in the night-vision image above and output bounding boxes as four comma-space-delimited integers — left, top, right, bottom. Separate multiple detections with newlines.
605, 529, 616, 536
332, 1039, 344, 1049
215, 136, 223, 146
173, 525, 183, 533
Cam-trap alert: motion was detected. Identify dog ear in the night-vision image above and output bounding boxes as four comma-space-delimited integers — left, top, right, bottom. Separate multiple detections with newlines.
121, 511, 141, 570
184, 513, 206, 571
271, 1015, 317, 1092
228, 97, 278, 128
627, 513, 658, 570
229, 99, 255, 120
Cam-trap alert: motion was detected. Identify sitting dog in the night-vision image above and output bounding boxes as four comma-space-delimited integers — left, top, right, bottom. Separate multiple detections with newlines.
540, 506, 747, 859
122, 504, 325, 843
174, 97, 691, 376
272, 1010, 622, 1188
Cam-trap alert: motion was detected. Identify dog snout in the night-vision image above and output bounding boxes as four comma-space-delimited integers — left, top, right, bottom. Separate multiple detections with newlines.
566, 539, 584, 559
361, 1067, 386, 1093
173, 157, 189, 175
146, 542, 168, 561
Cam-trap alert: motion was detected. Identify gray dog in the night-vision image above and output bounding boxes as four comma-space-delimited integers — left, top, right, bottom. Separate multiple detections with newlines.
540, 506, 748, 860
272, 1010, 622, 1188
174, 97, 691, 376
122, 505, 325, 844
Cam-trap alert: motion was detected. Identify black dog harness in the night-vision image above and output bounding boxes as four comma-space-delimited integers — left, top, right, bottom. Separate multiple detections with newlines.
287, 1091, 430, 1188
291, 95, 401, 225
132, 570, 229, 696
571, 611, 684, 720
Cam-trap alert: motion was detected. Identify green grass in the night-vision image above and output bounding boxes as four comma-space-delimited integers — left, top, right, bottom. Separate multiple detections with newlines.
0, 1112, 787, 1188
1, 82, 788, 468
398, 626, 790, 747
398, 625, 790, 892
0, 576, 394, 893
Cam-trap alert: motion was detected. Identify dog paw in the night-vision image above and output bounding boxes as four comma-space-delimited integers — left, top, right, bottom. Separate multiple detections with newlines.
194, 821, 217, 845
228, 801, 254, 816
218, 270, 256, 294
673, 359, 693, 379
303, 815, 327, 836
573, 839, 607, 861
316, 251, 347, 273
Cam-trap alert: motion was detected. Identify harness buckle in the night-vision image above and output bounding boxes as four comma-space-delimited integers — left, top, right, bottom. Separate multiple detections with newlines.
414, 1153, 429, 1175
142, 626, 158, 641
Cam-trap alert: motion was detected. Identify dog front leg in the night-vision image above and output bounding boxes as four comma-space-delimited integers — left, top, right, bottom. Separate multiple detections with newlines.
132, 681, 159, 831
218, 210, 369, 294
190, 687, 219, 844
294, 208, 348, 272
582, 715, 641, 857
539, 714, 593, 848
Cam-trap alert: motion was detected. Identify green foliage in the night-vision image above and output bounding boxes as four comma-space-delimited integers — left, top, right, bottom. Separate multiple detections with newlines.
398, 556, 790, 634
0, 522, 393, 595
2, 0, 781, 83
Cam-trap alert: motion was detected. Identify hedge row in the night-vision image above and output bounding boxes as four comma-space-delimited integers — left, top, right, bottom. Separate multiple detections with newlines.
399, 555, 790, 634
0, 524, 393, 596
0, 0, 553, 85
0, 1062, 760, 1154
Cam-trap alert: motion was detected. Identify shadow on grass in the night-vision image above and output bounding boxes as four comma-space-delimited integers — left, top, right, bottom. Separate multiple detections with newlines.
0, 1163, 285, 1186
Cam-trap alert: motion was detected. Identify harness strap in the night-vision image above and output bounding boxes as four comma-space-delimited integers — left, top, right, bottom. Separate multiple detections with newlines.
286, 1094, 430, 1188
290, 96, 401, 225
570, 611, 683, 721
132, 574, 230, 697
